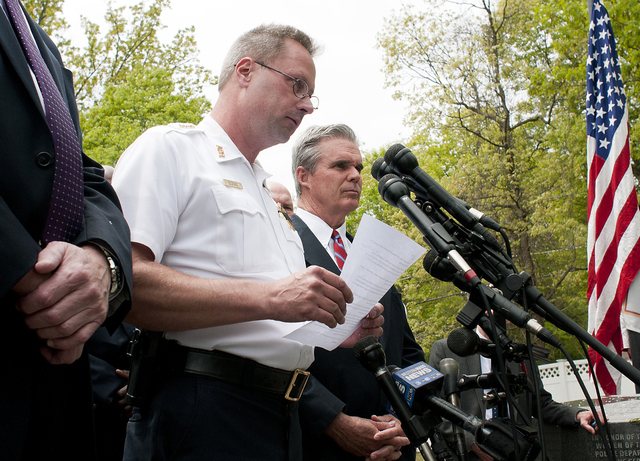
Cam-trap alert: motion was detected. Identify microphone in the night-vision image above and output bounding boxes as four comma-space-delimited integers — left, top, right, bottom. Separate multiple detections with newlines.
459, 199, 502, 232
383, 144, 502, 251
456, 299, 534, 361
424, 248, 561, 349
354, 336, 428, 446
357, 343, 539, 461
371, 157, 392, 180
439, 358, 467, 461
372, 157, 433, 201
391, 361, 444, 409
378, 174, 481, 286
423, 249, 474, 294
447, 327, 496, 358
473, 284, 562, 349
423, 249, 458, 283
457, 372, 530, 397
439, 358, 460, 404
457, 373, 502, 392
355, 338, 443, 461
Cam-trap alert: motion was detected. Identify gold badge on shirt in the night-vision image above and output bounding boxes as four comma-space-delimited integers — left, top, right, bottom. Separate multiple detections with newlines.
217, 145, 225, 158
223, 179, 243, 190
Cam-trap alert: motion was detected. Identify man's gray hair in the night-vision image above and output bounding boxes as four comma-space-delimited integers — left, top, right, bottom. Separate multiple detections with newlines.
291, 124, 359, 197
218, 24, 319, 91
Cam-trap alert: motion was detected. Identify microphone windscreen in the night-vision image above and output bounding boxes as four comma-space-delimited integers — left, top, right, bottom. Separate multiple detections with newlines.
447, 327, 479, 357
423, 250, 439, 274
384, 143, 406, 164
353, 335, 379, 358
371, 158, 385, 180
439, 357, 460, 378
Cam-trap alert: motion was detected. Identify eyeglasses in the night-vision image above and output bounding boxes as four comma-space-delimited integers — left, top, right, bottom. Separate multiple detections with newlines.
255, 61, 319, 110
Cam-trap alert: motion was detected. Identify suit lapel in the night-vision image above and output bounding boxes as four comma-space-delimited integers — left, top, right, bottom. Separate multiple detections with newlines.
25, 8, 71, 111
291, 214, 340, 275
0, 9, 46, 120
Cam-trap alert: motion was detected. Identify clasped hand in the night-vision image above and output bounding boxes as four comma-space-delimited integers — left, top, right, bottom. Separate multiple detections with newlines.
13, 242, 111, 364
326, 413, 410, 461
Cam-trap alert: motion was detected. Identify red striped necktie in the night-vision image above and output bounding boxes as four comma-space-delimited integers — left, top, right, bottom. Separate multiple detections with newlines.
331, 229, 347, 271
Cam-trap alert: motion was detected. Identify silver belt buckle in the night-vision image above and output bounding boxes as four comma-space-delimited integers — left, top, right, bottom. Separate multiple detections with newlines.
284, 369, 310, 401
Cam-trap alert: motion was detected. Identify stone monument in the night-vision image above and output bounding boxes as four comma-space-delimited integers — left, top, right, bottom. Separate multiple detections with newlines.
542, 396, 640, 461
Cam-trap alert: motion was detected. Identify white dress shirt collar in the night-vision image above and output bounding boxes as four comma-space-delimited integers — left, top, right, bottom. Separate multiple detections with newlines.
295, 208, 350, 263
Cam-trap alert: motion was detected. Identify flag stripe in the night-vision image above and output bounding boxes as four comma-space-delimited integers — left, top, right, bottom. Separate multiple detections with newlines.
586, 123, 633, 300
586, 0, 640, 395
593, 185, 638, 300
591, 124, 632, 245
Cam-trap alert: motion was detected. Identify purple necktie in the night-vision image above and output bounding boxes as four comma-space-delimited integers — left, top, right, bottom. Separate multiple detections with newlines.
5, 0, 84, 244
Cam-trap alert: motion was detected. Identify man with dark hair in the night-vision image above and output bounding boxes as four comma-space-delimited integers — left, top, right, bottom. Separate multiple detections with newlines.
0, 1, 132, 459
113, 25, 382, 460
291, 124, 425, 461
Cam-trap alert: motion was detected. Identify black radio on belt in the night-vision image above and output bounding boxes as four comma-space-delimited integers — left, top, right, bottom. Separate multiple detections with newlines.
125, 328, 163, 409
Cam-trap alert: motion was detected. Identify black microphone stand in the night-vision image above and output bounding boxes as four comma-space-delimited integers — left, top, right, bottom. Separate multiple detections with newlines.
354, 336, 438, 461
371, 160, 628, 461
402, 169, 640, 388
354, 337, 538, 461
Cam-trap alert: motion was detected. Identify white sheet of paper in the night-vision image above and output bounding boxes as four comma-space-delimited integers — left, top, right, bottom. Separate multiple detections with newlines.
284, 214, 426, 350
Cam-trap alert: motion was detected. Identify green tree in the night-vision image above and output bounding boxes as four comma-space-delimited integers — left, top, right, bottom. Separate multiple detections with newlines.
24, 0, 67, 35
80, 65, 209, 165
531, 0, 640, 176
27, 0, 213, 166
69, 0, 213, 165
373, 0, 640, 359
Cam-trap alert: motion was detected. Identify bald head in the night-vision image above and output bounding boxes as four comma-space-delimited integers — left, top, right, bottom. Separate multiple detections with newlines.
267, 180, 294, 218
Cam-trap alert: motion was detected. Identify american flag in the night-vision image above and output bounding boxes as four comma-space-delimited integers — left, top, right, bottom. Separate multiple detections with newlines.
586, 0, 640, 395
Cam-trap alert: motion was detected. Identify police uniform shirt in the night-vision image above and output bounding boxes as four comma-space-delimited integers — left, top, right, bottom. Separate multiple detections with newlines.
113, 115, 312, 371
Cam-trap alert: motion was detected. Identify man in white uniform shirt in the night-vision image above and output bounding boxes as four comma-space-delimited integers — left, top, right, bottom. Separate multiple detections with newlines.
113, 25, 382, 460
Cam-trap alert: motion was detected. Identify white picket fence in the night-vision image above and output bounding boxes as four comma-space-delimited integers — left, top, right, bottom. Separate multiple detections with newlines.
538, 358, 637, 402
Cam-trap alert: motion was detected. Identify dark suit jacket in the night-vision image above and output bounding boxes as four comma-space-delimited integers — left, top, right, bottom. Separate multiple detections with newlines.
429, 338, 581, 454
0, 6, 132, 460
292, 213, 425, 461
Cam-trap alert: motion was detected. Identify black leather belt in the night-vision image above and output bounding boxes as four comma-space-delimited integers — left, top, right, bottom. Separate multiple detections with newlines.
158, 341, 309, 401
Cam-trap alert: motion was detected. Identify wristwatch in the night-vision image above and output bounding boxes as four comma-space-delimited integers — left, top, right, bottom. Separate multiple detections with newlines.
100, 246, 123, 301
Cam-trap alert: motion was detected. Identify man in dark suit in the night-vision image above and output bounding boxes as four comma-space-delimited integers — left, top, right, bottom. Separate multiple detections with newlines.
0, 1, 132, 459
291, 124, 425, 461
429, 330, 601, 460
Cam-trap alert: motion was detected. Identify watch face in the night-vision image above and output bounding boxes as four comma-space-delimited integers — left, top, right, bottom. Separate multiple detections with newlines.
103, 253, 119, 294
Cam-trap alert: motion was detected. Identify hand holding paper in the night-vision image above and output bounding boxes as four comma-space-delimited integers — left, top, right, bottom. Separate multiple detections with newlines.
285, 214, 426, 350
